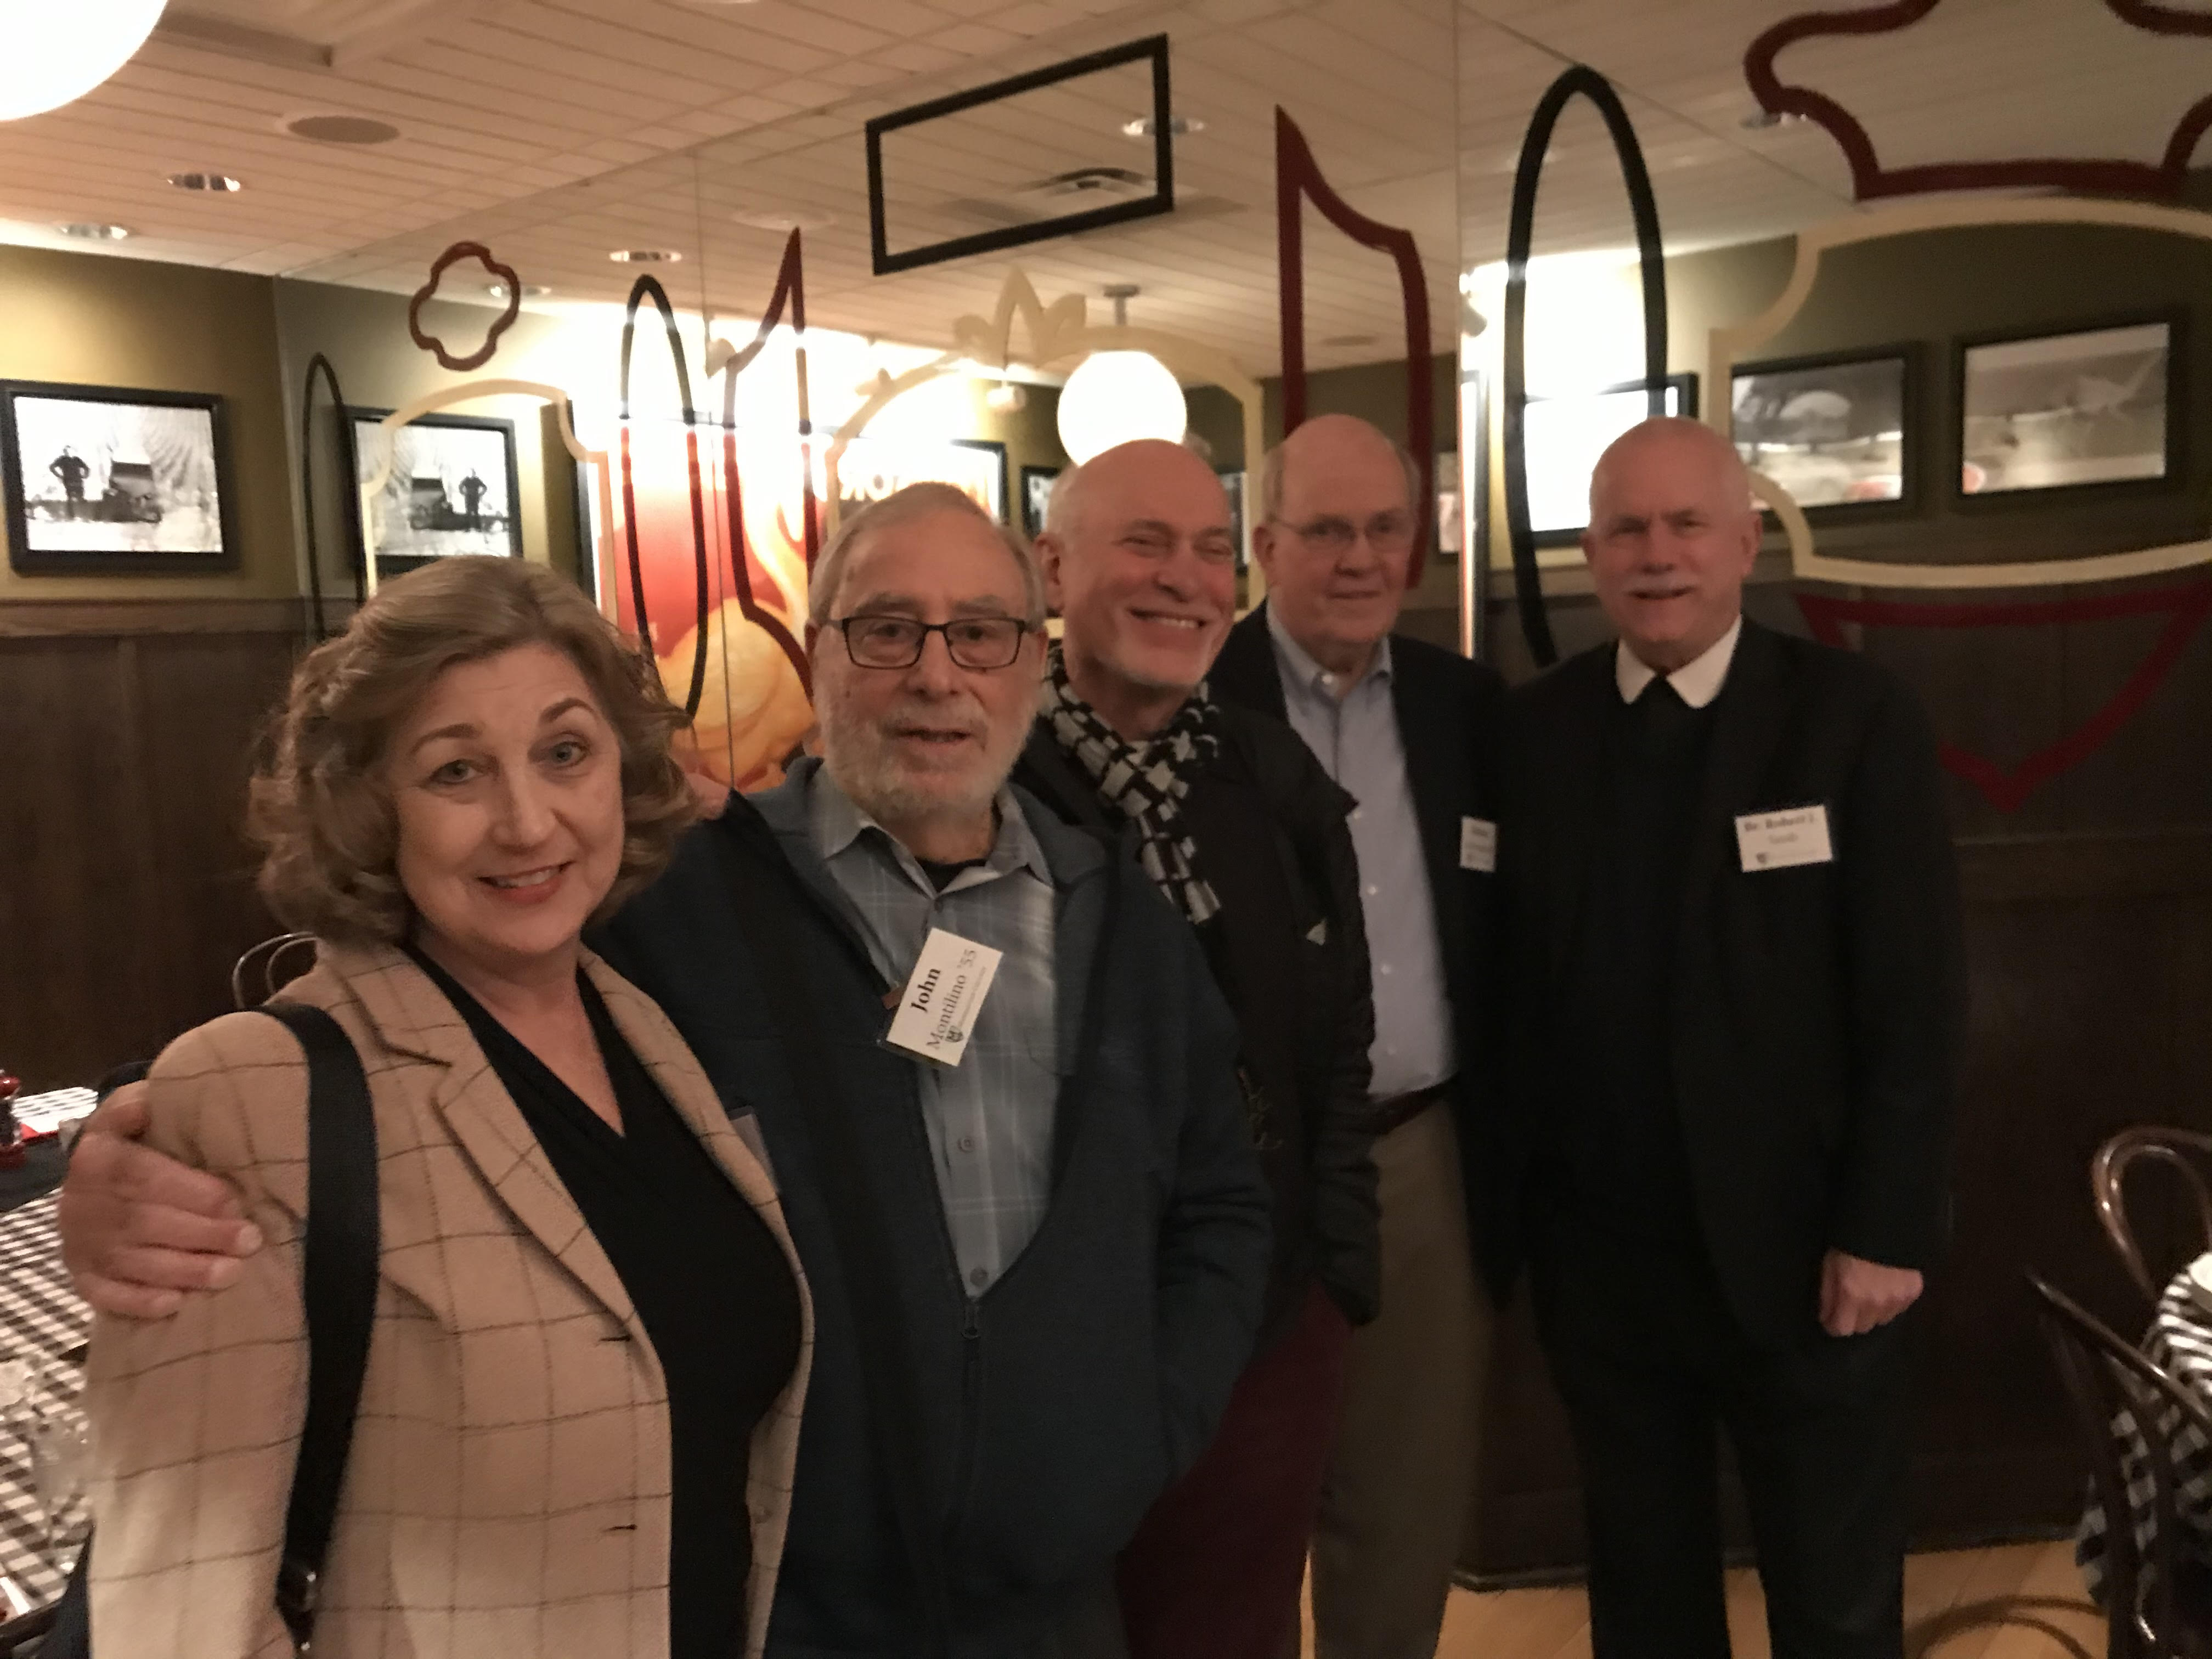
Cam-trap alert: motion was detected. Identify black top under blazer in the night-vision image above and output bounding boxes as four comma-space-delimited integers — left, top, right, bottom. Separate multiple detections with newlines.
1496, 618, 1967, 1347
1209, 602, 1511, 1297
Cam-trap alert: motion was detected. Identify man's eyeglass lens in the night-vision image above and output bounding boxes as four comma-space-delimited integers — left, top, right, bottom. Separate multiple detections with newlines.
839, 615, 1028, 669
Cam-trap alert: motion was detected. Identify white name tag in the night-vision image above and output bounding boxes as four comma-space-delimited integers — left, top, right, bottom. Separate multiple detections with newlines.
1735, 804, 1834, 872
1459, 816, 1497, 873
884, 928, 1002, 1068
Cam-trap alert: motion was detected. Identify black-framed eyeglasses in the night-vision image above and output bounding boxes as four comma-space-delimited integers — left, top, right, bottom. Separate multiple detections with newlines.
831, 613, 1035, 670
1272, 512, 1418, 556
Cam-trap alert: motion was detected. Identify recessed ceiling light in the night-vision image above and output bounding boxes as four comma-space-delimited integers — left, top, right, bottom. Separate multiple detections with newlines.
167, 172, 243, 192
487, 281, 552, 300
609, 249, 681, 263
1122, 114, 1204, 139
1740, 109, 1808, 130
732, 207, 835, 233
58, 223, 131, 241
283, 113, 401, 145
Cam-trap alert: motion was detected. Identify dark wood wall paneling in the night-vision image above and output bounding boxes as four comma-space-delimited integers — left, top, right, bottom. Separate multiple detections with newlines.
0, 603, 300, 1090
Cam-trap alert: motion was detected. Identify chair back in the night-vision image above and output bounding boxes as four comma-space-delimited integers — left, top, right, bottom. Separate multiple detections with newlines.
2029, 1271, 2212, 1659
2094, 1127, 2212, 1306
0, 1604, 54, 1657
230, 932, 318, 1011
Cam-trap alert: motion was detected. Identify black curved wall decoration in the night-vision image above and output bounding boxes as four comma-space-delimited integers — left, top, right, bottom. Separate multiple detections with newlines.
1501, 65, 1669, 668
617, 274, 712, 722
297, 352, 357, 640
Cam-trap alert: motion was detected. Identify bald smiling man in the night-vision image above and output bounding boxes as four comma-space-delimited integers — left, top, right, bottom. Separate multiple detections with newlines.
1015, 440, 1380, 1659
1495, 418, 1965, 1659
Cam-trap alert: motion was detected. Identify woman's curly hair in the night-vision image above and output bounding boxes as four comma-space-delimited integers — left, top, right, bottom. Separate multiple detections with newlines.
249, 557, 696, 946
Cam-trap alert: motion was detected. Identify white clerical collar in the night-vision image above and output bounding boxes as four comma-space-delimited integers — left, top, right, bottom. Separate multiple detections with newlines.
1614, 616, 1742, 710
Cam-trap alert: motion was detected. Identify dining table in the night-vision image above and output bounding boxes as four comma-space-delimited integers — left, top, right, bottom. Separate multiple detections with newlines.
0, 1192, 90, 1615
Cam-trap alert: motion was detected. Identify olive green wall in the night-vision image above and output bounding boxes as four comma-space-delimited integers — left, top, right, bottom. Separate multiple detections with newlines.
0, 245, 294, 603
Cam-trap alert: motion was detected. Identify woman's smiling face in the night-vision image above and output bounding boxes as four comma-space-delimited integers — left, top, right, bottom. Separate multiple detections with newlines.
385, 642, 626, 977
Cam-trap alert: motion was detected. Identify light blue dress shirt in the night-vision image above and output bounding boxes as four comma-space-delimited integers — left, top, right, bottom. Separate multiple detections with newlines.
1267, 608, 1457, 1099
807, 767, 1060, 1295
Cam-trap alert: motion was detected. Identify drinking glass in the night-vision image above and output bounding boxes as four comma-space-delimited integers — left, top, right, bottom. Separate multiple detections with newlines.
26, 1410, 87, 1570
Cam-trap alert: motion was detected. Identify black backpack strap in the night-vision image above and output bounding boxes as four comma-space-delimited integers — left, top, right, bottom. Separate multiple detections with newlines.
708, 818, 953, 1651
259, 1002, 379, 1652
42, 1002, 377, 1658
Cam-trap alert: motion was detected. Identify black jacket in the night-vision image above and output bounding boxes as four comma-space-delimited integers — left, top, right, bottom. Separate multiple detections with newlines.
1014, 701, 1379, 1339
1208, 603, 1511, 1296
1496, 620, 1966, 1347
591, 764, 1271, 1657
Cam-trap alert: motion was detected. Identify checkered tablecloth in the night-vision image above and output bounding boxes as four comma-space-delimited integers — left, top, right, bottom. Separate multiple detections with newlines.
0, 1195, 91, 1608
13, 1087, 97, 1140
2074, 1267, 2212, 1602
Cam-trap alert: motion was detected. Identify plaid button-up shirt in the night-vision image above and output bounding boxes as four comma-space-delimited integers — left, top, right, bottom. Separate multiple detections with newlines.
808, 768, 1060, 1296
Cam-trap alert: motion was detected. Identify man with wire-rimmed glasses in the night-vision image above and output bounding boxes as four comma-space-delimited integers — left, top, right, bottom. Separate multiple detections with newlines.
1211, 414, 1507, 1659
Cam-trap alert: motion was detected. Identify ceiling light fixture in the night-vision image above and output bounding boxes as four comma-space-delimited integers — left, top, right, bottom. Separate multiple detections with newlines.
1740, 109, 1808, 130
0, 0, 163, 122
57, 222, 131, 241
1122, 114, 1204, 139
167, 171, 242, 192
1056, 285, 1187, 464
283, 113, 402, 145
732, 207, 834, 233
609, 249, 681, 263
487, 281, 552, 300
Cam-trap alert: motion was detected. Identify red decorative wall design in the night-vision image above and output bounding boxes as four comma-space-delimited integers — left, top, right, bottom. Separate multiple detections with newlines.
1796, 583, 2212, 812
1745, 1, 2212, 201
1275, 108, 1435, 581
608, 234, 819, 792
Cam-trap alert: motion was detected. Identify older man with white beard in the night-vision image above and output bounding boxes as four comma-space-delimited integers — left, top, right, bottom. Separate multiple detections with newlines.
52, 481, 1272, 1659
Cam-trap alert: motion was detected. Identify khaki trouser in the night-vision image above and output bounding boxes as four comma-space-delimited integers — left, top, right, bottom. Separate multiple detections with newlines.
1306, 1101, 1492, 1659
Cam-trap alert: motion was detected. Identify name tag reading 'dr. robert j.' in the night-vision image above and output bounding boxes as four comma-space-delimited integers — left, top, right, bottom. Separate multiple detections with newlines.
1735, 805, 1834, 872
1459, 816, 1497, 873
884, 928, 1003, 1069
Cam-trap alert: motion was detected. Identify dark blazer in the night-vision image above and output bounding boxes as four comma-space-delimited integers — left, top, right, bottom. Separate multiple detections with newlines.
592, 770, 1271, 1657
1015, 701, 1379, 1339
1496, 619, 1966, 1348
1209, 602, 1510, 1295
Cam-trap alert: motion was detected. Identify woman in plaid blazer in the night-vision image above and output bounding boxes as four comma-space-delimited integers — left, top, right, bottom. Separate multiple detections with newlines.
82, 558, 812, 1659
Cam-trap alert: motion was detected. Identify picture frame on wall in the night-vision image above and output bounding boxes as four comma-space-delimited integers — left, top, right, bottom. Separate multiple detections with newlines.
831, 434, 1010, 524
1956, 316, 2179, 499
1020, 464, 1060, 541
952, 437, 1010, 523
0, 380, 238, 574
343, 408, 523, 583
1731, 348, 1914, 514
1521, 373, 1698, 544
1219, 470, 1247, 568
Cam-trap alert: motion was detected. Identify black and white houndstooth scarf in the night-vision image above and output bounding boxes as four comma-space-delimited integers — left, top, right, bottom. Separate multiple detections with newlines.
1042, 641, 1223, 926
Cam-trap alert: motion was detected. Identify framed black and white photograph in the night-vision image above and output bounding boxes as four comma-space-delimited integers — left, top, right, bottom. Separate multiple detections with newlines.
1522, 373, 1698, 544
344, 409, 522, 580
1020, 463, 1060, 541
951, 437, 1009, 524
1, 381, 236, 574
1957, 317, 2177, 498
1219, 470, 1247, 569
1731, 349, 1912, 512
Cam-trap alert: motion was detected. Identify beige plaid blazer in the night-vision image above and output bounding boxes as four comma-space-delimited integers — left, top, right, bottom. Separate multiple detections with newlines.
85, 941, 813, 1659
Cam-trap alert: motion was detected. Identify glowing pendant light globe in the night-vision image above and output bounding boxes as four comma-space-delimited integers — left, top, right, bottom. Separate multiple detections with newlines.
0, 0, 167, 122
1056, 349, 1187, 464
